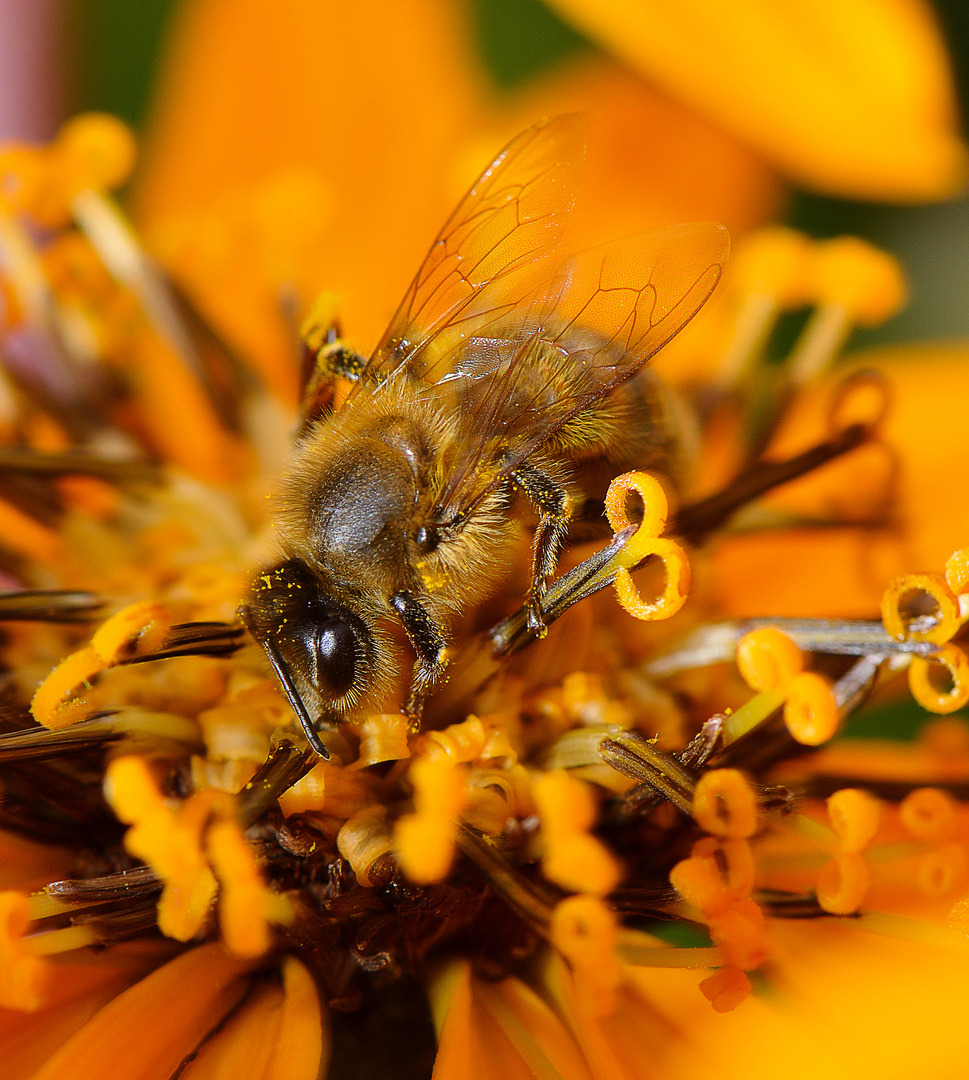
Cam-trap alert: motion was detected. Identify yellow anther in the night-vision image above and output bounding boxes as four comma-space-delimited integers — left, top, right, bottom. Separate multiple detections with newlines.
707, 896, 766, 970
947, 896, 969, 936
54, 113, 137, 194
816, 852, 870, 915
277, 764, 326, 817
0, 144, 72, 229
899, 787, 958, 840
421, 715, 490, 764
462, 782, 512, 835
280, 760, 372, 819
532, 770, 621, 896
104, 756, 220, 942
30, 645, 103, 729
352, 712, 411, 768
0, 498, 61, 562
467, 767, 533, 826
394, 758, 468, 884
90, 601, 172, 662
917, 844, 967, 897
532, 769, 594, 834
0, 891, 47, 1011
691, 836, 756, 900
0, 144, 46, 215
784, 672, 840, 746
807, 236, 907, 327
909, 644, 969, 714
945, 548, 969, 595
731, 226, 811, 306
669, 853, 729, 915
550, 895, 621, 1018
606, 470, 668, 541
604, 471, 690, 621
827, 369, 890, 435
30, 602, 173, 729
827, 788, 881, 854
561, 671, 630, 728
198, 701, 272, 767
881, 572, 961, 644
699, 965, 751, 1014
104, 754, 165, 822
692, 769, 758, 839
208, 819, 288, 958
736, 627, 803, 690
337, 805, 396, 887
736, 628, 839, 745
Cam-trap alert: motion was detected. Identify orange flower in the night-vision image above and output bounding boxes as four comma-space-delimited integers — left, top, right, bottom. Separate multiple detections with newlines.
4, 4, 969, 1078
136, 0, 781, 373
541, 0, 968, 201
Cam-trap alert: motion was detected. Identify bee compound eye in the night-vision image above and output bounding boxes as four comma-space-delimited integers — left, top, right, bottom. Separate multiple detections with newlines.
315, 617, 357, 697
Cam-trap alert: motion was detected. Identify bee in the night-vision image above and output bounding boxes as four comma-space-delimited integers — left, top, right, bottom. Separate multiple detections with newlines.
242, 115, 729, 757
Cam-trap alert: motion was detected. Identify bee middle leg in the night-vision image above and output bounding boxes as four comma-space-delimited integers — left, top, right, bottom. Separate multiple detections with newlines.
389, 590, 448, 727
510, 463, 576, 635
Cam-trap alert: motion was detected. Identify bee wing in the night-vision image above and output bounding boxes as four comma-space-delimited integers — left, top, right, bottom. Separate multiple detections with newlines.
431, 221, 731, 521
347, 114, 586, 398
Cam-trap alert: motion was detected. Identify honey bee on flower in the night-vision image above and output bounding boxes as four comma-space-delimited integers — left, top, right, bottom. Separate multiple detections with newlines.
2, 68, 969, 1080
242, 115, 728, 755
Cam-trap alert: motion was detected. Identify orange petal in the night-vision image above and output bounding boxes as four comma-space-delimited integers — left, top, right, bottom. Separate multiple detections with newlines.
29, 942, 255, 1080
137, 0, 485, 354
540, 950, 682, 1080
0, 943, 176, 1080
713, 344, 969, 618
179, 978, 283, 1080
542, 0, 968, 200
429, 960, 594, 1080
266, 957, 328, 1080
479, 54, 783, 243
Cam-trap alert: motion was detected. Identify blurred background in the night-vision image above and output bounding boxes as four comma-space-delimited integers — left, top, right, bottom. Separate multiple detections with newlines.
2, 0, 967, 749
1, 0, 968, 354
2, 0, 968, 353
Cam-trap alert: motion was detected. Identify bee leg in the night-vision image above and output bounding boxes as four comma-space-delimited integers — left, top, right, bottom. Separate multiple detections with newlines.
489, 525, 635, 657
298, 320, 368, 429
389, 590, 449, 728
510, 465, 575, 636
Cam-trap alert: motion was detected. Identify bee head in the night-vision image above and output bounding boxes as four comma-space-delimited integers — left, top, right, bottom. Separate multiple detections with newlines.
241, 560, 375, 755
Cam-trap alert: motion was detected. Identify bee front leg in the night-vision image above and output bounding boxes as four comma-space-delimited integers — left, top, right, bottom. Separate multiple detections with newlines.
510, 464, 576, 636
389, 590, 448, 728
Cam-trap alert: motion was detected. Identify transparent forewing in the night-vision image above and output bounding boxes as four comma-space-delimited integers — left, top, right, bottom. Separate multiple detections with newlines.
352, 115, 585, 397
431, 221, 731, 522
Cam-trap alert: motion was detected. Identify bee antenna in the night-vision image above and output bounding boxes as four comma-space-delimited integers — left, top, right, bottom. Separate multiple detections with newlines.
239, 608, 331, 760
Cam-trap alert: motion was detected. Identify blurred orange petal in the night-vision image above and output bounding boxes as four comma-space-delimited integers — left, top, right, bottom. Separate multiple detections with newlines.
712, 343, 969, 617
137, 0, 486, 354
180, 979, 285, 1080
180, 957, 325, 1080
476, 54, 783, 244
0, 944, 175, 1080
29, 943, 254, 1080
429, 960, 595, 1080
619, 921, 969, 1078
542, 0, 968, 201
